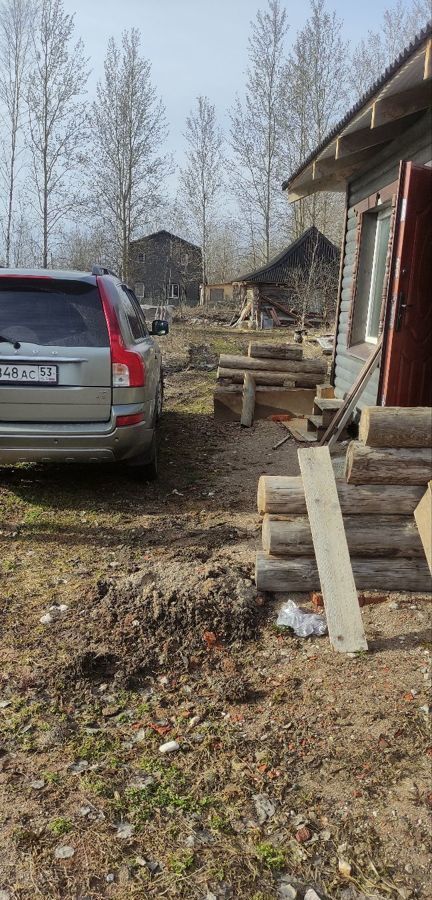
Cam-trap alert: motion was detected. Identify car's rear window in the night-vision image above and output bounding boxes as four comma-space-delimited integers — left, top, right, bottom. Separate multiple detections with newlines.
0, 278, 109, 348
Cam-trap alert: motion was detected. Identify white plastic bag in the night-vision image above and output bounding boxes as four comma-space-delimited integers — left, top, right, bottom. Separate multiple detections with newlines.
276, 599, 327, 637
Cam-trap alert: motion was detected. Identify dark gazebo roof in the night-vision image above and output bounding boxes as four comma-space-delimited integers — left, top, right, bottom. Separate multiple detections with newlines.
236, 227, 338, 284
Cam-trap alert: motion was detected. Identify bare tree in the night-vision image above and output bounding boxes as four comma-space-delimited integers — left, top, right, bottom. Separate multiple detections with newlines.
90, 28, 168, 280
26, 0, 89, 268
287, 239, 339, 328
230, 0, 288, 264
284, 0, 349, 243
179, 96, 224, 301
0, 0, 32, 266
350, 0, 431, 98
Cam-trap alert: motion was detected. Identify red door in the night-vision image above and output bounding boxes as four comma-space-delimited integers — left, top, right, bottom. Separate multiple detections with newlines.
380, 161, 432, 406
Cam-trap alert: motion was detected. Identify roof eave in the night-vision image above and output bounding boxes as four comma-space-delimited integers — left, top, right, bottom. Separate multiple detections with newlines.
284, 24, 432, 202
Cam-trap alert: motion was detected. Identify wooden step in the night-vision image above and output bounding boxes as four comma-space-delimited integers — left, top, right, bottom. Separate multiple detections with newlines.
313, 397, 344, 426
307, 414, 326, 435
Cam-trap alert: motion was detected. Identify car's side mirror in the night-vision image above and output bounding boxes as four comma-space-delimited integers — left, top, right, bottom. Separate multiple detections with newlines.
151, 319, 169, 336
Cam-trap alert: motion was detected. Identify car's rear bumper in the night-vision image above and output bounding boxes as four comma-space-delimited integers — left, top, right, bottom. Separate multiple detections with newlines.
0, 404, 154, 464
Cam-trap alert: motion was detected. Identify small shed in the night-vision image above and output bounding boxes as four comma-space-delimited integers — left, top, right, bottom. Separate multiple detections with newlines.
283, 24, 432, 409
231, 227, 339, 328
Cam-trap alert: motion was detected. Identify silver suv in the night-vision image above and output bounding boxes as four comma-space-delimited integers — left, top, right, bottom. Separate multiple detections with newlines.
0, 267, 167, 479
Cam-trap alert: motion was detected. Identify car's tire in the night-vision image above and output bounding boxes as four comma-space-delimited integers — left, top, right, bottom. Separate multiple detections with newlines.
155, 373, 163, 422
126, 432, 158, 482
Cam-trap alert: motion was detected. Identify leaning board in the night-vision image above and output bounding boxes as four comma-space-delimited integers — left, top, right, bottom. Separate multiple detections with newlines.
298, 446, 368, 653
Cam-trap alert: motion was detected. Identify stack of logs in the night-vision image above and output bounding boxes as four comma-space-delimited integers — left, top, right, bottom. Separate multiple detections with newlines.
256, 406, 432, 593
214, 342, 328, 423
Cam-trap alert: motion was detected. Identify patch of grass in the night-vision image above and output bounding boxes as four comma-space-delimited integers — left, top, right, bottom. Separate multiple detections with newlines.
80, 775, 112, 797
167, 850, 194, 875
256, 842, 286, 871
47, 817, 72, 836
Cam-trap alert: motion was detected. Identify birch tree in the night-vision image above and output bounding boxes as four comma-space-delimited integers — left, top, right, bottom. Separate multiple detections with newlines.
350, 0, 431, 98
230, 0, 288, 264
0, 0, 32, 266
179, 96, 224, 299
284, 0, 349, 242
27, 0, 89, 267
90, 28, 168, 280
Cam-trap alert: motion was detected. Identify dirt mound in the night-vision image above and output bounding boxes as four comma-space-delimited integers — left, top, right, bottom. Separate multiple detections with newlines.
64, 559, 261, 688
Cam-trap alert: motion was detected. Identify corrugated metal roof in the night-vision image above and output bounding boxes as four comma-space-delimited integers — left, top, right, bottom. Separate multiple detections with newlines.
235, 226, 338, 284
282, 21, 432, 191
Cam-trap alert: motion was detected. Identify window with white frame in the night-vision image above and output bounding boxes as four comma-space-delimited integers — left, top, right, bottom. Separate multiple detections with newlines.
350, 204, 392, 347
135, 282, 145, 298
168, 283, 180, 299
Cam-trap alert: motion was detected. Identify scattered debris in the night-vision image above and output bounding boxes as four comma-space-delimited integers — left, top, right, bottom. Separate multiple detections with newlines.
276, 599, 327, 637
159, 740, 180, 754
253, 793, 276, 824
115, 823, 134, 839
54, 845, 75, 860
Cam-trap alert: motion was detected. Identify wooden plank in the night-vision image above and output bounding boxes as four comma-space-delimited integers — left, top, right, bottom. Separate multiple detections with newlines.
255, 551, 432, 593
335, 114, 419, 158
371, 79, 432, 128
414, 481, 432, 574
240, 373, 255, 428
284, 418, 318, 443
315, 383, 335, 399
319, 340, 382, 447
298, 446, 367, 653
217, 367, 318, 388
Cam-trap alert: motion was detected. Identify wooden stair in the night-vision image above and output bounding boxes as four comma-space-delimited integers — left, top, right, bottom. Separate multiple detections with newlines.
306, 398, 348, 440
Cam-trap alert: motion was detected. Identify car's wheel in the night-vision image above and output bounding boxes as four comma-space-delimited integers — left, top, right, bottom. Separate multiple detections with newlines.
126, 432, 158, 482
155, 374, 163, 422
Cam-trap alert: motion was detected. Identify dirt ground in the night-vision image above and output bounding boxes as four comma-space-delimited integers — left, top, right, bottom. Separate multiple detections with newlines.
0, 321, 430, 900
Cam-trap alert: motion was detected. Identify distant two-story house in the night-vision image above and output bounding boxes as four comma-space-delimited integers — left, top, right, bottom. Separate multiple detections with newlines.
129, 230, 202, 306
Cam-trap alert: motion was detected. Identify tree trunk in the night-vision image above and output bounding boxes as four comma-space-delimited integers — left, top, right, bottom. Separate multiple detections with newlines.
248, 342, 302, 360
217, 367, 318, 388
358, 407, 432, 448
219, 354, 328, 375
262, 514, 424, 557
257, 475, 425, 516
240, 373, 255, 427
255, 551, 432, 593
345, 442, 432, 485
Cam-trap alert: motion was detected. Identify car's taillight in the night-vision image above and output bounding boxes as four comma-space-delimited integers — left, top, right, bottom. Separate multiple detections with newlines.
98, 279, 145, 387
117, 411, 145, 427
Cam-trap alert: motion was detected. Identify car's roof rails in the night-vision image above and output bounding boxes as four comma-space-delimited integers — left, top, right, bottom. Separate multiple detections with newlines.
91, 264, 119, 277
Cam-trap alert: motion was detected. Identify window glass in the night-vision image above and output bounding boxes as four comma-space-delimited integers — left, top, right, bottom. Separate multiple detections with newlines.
366, 210, 391, 343
350, 205, 392, 347
119, 288, 145, 341
0, 279, 109, 347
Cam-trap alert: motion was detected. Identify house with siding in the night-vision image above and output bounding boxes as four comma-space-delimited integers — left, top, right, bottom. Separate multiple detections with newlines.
129, 231, 202, 306
283, 24, 432, 410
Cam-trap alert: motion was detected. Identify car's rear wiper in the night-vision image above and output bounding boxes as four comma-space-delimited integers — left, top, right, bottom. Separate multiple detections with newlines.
0, 335, 21, 349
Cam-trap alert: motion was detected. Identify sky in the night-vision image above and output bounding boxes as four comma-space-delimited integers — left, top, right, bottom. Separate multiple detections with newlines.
66, 0, 396, 179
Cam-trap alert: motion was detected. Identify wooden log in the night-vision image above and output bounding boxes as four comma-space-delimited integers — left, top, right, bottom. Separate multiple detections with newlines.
217, 367, 321, 388
257, 475, 424, 516
248, 342, 302, 360
255, 551, 432, 593
358, 407, 432, 448
414, 482, 432, 574
219, 354, 328, 375
240, 373, 255, 427
262, 514, 425, 557
345, 442, 432, 485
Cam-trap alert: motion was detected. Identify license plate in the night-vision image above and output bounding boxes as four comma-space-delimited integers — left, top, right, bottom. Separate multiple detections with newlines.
0, 363, 58, 384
